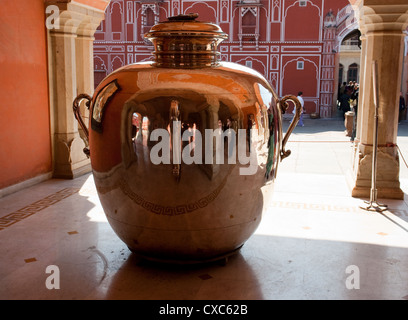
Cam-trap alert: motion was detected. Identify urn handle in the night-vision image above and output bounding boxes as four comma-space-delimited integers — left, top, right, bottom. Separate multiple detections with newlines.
73, 94, 92, 158
279, 95, 302, 160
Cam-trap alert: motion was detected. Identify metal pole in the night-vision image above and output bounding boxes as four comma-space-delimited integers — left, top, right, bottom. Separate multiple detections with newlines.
361, 61, 387, 212
371, 60, 379, 202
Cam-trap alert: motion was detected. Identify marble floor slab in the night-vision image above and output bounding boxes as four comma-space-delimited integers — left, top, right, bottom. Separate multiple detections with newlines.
1, 118, 408, 300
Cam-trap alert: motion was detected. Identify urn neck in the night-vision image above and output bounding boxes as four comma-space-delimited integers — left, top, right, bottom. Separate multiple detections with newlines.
144, 13, 228, 69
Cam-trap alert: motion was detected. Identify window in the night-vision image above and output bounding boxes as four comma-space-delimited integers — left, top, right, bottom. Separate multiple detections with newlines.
111, 2, 122, 33
127, 53, 134, 65
299, 1, 307, 7
242, 10, 256, 35
127, 2, 134, 24
245, 60, 253, 68
145, 7, 155, 27
297, 61, 304, 70
141, 5, 158, 42
272, 0, 280, 22
347, 63, 358, 82
339, 64, 344, 84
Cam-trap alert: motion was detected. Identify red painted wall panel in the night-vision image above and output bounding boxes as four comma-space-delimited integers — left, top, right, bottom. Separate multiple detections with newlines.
284, 1, 321, 41
0, 0, 52, 189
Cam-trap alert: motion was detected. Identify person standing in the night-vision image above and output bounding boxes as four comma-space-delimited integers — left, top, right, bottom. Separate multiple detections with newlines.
340, 82, 347, 95
337, 82, 347, 107
292, 91, 305, 127
247, 114, 254, 152
399, 92, 406, 124
339, 91, 351, 120
350, 84, 359, 141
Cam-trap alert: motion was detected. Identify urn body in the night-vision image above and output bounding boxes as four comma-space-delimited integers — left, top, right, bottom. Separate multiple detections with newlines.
73, 15, 300, 263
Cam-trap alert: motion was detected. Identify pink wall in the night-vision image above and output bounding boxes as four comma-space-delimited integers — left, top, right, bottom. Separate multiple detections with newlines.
0, 0, 52, 189
93, 0, 351, 117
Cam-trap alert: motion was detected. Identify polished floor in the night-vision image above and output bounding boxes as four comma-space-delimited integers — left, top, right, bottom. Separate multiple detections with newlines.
1, 118, 408, 300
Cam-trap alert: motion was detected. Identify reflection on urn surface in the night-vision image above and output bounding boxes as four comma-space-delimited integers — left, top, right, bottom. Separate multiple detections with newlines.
73, 14, 301, 263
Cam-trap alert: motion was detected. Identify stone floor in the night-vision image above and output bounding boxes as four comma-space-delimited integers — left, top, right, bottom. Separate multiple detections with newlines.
1, 118, 408, 300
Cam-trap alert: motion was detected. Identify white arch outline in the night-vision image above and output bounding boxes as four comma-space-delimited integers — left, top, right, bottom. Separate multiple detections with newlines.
110, 1, 123, 15
94, 56, 107, 71
282, 0, 322, 42
281, 57, 319, 80
230, 6, 239, 42
280, 57, 319, 97
271, 54, 279, 70
283, 0, 321, 18
259, 5, 269, 41
109, 0, 124, 40
159, 6, 168, 19
235, 56, 267, 78
335, 23, 360, 53
183, 1, 217, 23
271, 0, 281, 22
110, 55, 125, 72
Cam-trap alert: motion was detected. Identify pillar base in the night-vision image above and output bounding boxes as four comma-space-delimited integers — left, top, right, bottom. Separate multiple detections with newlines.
346, 169, 404, 200
53, 162, 92, 179
52, 134, 92, 179
347, 145, 405, 200
351, 185, 404, 200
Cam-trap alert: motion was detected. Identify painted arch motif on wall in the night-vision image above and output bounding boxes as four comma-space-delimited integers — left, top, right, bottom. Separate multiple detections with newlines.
183, 1, 217, 23
281, 56, 319, 113
94, 56, 108, 89
111, 55, 125, 72
234, 56, 267, 79
283, 0, 322, 41
136, 3, 169, 42
110, 0, 124, 41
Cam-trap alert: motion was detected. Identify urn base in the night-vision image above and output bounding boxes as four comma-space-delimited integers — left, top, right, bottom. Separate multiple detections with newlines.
127, 244, 243, 265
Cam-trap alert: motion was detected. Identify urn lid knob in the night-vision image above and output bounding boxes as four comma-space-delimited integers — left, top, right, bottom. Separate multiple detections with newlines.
167, 13, 198, 21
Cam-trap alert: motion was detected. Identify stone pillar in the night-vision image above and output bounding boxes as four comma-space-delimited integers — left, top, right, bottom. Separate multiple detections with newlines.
45, 0, 109, 178
349, 0, 408, 199
402, 31, 408, 110
354, 33, 367, 144
350, 33, 367, 174
333, 52, 341, 114
49, 30, 88, 179
75, 34, 95, 143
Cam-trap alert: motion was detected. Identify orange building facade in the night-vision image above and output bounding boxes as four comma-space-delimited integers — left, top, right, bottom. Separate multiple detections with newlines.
93, 0, 363, 118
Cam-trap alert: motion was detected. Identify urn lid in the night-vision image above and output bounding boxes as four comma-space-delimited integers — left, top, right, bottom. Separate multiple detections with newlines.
146, 13, 226, 35
144, 13, 228, 68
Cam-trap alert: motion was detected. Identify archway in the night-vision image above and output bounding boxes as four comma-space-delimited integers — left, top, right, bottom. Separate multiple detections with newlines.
333, 27, 361, 113
339, 29, 361, 85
